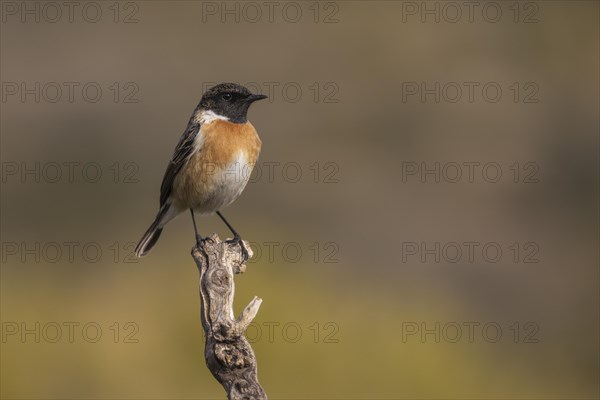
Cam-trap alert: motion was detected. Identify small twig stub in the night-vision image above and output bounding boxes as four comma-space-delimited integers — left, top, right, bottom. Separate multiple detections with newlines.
192, 234, 267, 400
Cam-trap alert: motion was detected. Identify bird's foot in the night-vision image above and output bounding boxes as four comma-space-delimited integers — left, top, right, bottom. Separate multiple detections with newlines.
196, 234, 215, 249
226, 235, 249, 263
195, 235, 218, 259
195, 234, 204, 248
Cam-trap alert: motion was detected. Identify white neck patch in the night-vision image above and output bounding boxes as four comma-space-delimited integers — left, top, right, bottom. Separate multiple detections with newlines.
196, 110, 229, 125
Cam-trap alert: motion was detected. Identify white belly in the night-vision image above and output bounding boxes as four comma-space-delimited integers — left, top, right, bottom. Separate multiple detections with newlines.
194, 152, 253, 214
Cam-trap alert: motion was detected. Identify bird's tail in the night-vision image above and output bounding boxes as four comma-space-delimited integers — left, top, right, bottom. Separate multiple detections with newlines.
134, 220, 163, 258
135, 203, 175, 257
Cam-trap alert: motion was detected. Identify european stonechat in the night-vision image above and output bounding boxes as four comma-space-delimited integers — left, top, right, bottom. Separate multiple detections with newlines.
134, 83, 267, 259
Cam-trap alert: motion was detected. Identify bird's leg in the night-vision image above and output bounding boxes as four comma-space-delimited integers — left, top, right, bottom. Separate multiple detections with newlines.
190, 209, 205, 248
216, 211, 249, 262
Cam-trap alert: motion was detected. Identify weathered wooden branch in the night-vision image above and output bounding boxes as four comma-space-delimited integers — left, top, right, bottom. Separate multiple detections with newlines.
192, 234, 267, 400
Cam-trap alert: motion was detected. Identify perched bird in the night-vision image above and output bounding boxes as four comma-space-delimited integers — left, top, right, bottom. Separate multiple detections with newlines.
135, 83, 267, 259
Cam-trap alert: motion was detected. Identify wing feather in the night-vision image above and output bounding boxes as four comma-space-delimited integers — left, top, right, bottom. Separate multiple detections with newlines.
159, 117, 201, 206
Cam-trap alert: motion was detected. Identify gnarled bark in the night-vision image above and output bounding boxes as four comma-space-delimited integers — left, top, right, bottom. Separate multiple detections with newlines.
192, 234, 267, 400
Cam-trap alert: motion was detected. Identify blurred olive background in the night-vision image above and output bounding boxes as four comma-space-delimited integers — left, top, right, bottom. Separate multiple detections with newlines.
1, 1, 598, 399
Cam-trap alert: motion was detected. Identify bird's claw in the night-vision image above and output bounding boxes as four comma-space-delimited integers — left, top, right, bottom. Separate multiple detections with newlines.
226, 236, 249, 263
195, 234, 204, 248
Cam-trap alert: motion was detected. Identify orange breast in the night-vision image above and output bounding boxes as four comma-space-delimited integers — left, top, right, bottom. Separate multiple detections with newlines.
199, 120, 262, 167
171, 120, 262, 212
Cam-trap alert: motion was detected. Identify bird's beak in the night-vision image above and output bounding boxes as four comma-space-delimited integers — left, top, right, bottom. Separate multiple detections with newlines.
246, 93, 268, 103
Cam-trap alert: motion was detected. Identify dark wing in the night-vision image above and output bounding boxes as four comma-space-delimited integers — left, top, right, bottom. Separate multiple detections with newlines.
159, 119, 201, 206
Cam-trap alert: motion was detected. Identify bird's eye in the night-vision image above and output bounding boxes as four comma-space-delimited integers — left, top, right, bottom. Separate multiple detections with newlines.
222, 93, 233, 101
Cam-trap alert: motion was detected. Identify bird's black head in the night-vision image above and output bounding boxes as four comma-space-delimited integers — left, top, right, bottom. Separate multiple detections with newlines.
199, 83, 267, 123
